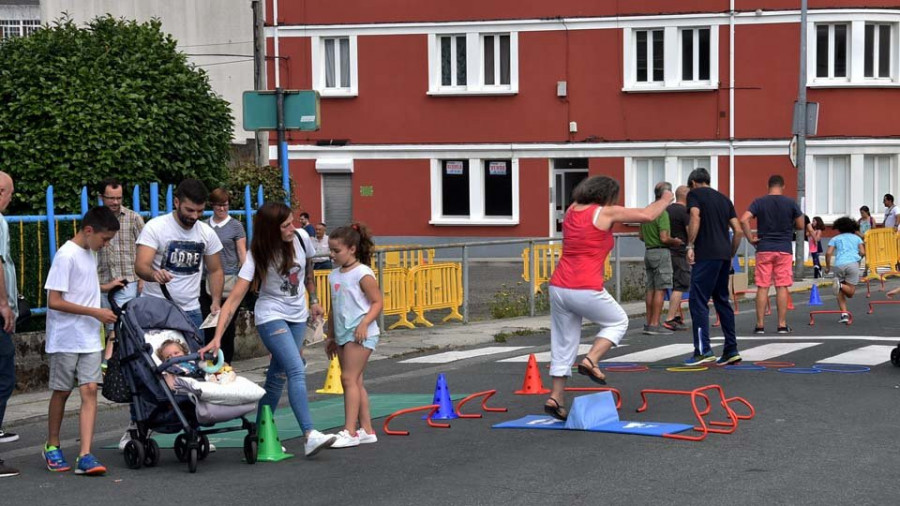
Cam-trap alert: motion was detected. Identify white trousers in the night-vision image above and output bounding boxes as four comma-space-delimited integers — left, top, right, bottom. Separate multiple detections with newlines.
549, 286, 629, 378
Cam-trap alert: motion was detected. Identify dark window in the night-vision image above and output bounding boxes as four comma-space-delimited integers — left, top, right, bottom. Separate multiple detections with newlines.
636, 31, 648, 82
484, 160, 513, 217
457, 36, 467, 84
879, 24, 891, 78
500, 35, 511, 85
834, 24, 847, 77
681, 29, 693, 80
816, 25, 829, 78
440, 37, 452, 86
865, 24, 874, 77
441, 160, 470, 216
484, 36, 495, 85
698, 28, 710, 80
652, 30, 664, 82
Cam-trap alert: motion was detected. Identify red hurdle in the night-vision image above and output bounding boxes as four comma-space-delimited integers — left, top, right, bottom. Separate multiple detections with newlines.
383, 404, 449, 436
867, 300, 900, 314
635, 384, 755, 442
808, 310, 852, 325
454, 390, 507, 419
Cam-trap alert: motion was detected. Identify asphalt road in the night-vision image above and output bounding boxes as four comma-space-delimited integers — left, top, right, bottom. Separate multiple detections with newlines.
3, 285, 899, 505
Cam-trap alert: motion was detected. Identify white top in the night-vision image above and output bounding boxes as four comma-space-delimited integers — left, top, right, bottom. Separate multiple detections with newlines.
136, 213, 223, 311
313, 234, 330, 259
44, 241, 102, 353
886, 205, 898, 229
238, 230, 316, 325
210, 215, 232, 229
329, 264, 379, 342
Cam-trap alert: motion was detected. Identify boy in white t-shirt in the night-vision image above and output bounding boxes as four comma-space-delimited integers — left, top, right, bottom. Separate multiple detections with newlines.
42, 207, 123, 476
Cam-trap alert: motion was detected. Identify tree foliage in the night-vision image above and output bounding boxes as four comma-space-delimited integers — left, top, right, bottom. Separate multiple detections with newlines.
0, 16, 233, 214
225, 162, 293, 208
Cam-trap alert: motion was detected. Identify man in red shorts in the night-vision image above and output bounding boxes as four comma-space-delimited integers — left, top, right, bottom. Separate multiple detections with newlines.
740, 175, 804, 334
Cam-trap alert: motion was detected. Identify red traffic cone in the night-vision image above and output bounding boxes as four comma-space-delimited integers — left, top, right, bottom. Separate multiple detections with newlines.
515, 354, 550, 395
787, 292, 795, 310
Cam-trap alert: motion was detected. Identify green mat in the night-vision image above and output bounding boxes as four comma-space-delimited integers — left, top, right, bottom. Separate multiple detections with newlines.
108, 393, 464, 449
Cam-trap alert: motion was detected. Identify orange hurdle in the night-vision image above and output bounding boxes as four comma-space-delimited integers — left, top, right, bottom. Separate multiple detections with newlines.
454, 390, 507, 419
635, 384, 754, 442
867, 300, 900, 314
809, 310, 853, 325
383, 404, 449, 436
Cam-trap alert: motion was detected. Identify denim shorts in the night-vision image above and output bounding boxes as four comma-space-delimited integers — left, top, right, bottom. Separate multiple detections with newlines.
334, 332, 379, 351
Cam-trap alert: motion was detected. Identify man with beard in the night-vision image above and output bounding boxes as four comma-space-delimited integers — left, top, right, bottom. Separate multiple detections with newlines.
135, 179, 225, 327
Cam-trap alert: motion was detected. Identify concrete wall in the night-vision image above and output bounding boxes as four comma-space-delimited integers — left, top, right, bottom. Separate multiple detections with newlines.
0, 2, 39, 20
41, 0, 257, 144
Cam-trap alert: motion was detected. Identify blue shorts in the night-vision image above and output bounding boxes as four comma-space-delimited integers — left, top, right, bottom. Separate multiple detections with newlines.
335, 332, 379, 351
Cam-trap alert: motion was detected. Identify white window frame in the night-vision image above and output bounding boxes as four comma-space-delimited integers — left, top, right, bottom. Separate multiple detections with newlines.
428, 32, 518, 96
623, 26, 719, 92
808, 16, 900, 87
813, 23, 850, 81
624, 155, 719, 207
864, 22, 894, 80
429, 158, 520, 225
810, 155, 851, 218
311, 35, 359, 98
862, 154, 894, 215
678, 27, 713, 84
0, 19, 39, 40
806, 153, 900, 223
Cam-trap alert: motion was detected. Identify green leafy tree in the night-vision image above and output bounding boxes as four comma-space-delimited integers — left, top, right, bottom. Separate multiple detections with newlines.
0, 16, 233, 213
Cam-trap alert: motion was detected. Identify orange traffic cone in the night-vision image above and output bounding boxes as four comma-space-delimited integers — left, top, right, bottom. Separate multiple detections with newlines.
514, 354, 550, 395
787, 292, 795, 310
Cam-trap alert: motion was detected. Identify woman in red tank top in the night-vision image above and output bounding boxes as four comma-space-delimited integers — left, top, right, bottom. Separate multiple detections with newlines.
544, 176, 672, 421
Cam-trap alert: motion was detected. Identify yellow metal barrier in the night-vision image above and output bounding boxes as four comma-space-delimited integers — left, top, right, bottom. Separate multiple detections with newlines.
313, 269, 332, 320
522, 244, 611, 293
381, 267, 415, 330
864, 228, 900, 280
371, 245, 436, 269
408, 263, 463, 327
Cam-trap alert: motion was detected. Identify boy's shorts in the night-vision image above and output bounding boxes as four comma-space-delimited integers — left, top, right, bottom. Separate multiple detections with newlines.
833, 264, 860, 295
755, 251, 794, 287
49, 351, 103, 391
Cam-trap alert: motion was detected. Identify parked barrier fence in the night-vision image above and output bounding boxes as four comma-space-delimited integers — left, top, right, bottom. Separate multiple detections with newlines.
371, 246, 435, 269
408, 263, 464, 327
522, 243, 612, 293
863, 228, 900, 282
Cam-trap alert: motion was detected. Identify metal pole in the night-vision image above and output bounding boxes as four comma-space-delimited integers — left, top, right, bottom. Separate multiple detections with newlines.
615, 236, 622, 301
462, 245, 469, 323
377, 250, 385, 332
276, 87, 290, 205
528, 239, 535, 316
251, 0, 269, 168
46, 186, 57, 262
794, 0, 808, 279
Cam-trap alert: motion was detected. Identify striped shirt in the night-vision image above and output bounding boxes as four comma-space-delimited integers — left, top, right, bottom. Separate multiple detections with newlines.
97, 207, 144, 283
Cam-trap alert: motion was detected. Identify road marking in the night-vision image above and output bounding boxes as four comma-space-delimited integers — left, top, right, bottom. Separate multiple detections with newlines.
399, 346, 533, 364
712, 336, 899, 342
816, 345, 895, 365
497, 344, 598, 363
739, 343, 822, 361
601, 343, 719, 363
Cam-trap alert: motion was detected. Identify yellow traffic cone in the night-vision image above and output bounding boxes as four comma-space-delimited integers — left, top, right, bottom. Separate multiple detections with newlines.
315, 356, 344, 394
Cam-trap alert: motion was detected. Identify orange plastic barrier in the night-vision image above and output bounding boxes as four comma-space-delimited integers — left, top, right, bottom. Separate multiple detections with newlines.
407, 263, 463, 327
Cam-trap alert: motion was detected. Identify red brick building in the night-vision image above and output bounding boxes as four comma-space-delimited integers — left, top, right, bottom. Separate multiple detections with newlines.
265, 1, 900, 244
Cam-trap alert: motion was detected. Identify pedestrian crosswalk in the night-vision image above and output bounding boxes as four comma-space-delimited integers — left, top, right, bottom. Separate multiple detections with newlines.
398, 338, 899, 367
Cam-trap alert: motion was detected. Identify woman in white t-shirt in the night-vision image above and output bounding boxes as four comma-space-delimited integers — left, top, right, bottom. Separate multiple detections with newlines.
200, 202, 336, 457
324, 223, 383, 449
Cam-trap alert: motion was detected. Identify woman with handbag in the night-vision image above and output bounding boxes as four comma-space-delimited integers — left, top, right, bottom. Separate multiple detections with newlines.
199, 188, 247, 363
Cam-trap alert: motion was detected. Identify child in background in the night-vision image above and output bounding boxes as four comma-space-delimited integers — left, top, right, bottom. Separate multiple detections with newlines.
325, 223, 383, 449
824, 217, 865, 324
42, 207, 122, 475
809, 216, 826, 278
858, 206, 875, 236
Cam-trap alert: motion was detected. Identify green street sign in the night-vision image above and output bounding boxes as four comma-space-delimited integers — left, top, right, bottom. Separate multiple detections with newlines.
243, 90, 320, 131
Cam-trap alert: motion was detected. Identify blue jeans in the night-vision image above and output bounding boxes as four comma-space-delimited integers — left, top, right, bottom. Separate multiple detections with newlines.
0, 329, 14, 427
689, 259, 738, 357
256, 320, 313, 433
101, 282, 139, 331
184, 309, 203, 329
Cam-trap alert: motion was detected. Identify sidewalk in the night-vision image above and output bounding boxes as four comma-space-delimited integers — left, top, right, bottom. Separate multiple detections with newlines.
3, 279, 830, 427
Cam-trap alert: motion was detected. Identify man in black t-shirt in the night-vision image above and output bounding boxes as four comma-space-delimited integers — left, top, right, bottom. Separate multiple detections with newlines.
684, 168, 742, 366
740, 175, 804, 335
663, 186, 690, 330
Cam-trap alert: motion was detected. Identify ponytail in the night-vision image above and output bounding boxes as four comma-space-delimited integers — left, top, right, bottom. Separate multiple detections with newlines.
330, 222, 374, 265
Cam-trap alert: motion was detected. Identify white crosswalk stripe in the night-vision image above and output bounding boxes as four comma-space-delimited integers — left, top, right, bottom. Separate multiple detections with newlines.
497, 344, 598, 363
600, 343, 720, 363
738, 343, 821, 361
399, 346, 533, 364
815, 345, 895, 366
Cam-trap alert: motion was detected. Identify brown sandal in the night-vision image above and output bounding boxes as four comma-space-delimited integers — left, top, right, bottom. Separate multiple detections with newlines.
543, 398, 568, 421
577, 357, 607, 385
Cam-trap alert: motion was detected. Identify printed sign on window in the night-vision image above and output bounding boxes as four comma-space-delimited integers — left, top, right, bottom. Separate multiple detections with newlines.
445, 161, 464, 175
488, 161, 508, 176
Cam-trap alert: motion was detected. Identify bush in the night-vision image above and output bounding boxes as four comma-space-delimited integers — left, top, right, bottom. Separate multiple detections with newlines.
489, 283, 550, 319
0, 16, 233, 214
225, 162, 293, 208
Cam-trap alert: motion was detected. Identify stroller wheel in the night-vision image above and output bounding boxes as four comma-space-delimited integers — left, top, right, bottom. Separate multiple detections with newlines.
123, 440, 145, 470
188, 447, 198, 474
174, 434, 189, 463
198, 434, 211, 461
144, 438, 161, 467
243, 434, 258, 465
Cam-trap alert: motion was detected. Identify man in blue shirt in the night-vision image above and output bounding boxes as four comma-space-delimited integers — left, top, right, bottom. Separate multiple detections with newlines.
684, 168, 743, 366
825, 217, 865, 324
740, 175, 804, 334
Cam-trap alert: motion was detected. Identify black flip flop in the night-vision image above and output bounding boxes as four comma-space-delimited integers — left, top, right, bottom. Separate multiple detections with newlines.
577, 357, 607, 385
543, 398, 568, 421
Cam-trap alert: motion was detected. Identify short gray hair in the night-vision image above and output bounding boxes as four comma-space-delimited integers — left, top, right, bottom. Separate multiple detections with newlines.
654, 181, 672, 200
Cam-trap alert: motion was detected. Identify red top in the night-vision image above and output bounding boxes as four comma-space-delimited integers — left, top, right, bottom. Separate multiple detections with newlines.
550, 205, 614, 291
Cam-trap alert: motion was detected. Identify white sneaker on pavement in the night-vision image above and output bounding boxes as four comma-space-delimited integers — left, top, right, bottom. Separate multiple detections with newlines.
118, 424, 135, 451
357, 428, 378, 444
0, 428, 19, 443
304, 430, 336, 458
329, 429, 360, 449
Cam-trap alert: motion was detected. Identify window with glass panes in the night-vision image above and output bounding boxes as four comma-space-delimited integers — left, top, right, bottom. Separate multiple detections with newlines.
864, 23, 892, 79
634, 158, 665, 207
483, 160, 512, 217
814, 156, 850, 215
815, 23, 849, 79
323, 37, 351, 89
441, 160, 470, 216
635, 29, 665, 83
680, 28, 710, 82
863, 155, 894, 211
482, 34, 511, 86
439, 35, 467, 87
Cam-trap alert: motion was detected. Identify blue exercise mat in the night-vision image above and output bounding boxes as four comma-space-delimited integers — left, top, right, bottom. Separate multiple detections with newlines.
492, 392, 693, 437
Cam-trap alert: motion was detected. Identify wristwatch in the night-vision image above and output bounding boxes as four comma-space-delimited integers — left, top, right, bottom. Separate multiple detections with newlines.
309, 297, 320, 305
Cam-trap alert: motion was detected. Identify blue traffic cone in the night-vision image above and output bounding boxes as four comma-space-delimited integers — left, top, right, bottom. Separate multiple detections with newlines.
809, 284, 823, 306
423, 373, 459, 420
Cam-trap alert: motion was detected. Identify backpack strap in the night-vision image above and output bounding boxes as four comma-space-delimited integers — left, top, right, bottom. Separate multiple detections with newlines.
293, 231, 307, 255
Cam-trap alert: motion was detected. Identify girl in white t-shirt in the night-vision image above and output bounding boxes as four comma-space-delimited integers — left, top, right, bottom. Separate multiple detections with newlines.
325, 223, 383, 449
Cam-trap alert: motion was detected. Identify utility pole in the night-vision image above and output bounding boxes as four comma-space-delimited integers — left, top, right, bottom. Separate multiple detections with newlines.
794, 0, 808, 279
252, 0, 269, 168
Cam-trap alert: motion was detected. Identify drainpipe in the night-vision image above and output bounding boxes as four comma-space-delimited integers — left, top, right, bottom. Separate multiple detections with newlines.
729, 0, 735, 201
274, 0, 281, 87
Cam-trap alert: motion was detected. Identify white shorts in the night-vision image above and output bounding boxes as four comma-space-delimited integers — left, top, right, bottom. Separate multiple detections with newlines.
549, 286, 629, 377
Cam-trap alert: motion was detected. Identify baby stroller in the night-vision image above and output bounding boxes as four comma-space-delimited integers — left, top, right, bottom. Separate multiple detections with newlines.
107, 284, 258, 473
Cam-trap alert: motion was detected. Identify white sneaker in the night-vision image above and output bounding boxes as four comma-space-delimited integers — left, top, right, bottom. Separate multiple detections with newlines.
117, 424, 135, 451
304, 429, 336, 458
838, 313, 850, 324
0, 429, 19, 444
329, 429, 360, 449
208, 443, 216, 453
357, 428, 378, 444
